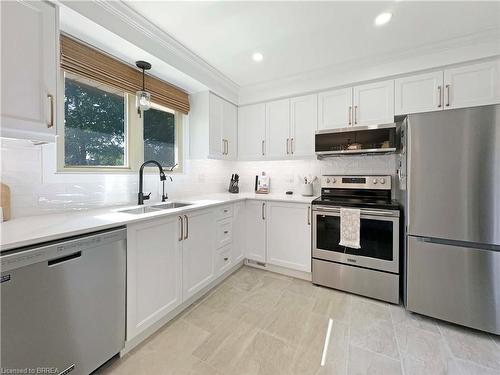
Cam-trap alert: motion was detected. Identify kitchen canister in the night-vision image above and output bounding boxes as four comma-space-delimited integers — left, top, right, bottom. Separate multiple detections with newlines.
300, 183, 313, 196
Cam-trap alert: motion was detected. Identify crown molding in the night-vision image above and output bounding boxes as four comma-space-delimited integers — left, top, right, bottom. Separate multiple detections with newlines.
239, 28, 500, 105
61, 0, 239, 103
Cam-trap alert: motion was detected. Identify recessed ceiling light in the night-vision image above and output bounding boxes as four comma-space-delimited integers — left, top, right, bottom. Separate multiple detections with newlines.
375, 12, 392, 26
252, 52, 263, 62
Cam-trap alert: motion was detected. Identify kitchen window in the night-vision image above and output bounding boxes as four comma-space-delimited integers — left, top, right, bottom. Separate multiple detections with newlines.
143, 104, 178, 169
63, 74, 128, 168
58, 72, 183, 173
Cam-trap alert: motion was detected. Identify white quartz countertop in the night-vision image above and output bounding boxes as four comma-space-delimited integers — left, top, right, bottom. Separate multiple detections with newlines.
0, 193, 317, 251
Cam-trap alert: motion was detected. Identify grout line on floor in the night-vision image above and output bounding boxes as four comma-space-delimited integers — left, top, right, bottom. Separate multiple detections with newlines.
389, 303, 407, 375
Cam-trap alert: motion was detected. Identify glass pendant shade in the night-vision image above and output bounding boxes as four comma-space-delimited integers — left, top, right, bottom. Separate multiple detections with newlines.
136, 90, 151, 111
135, 60, 152, 114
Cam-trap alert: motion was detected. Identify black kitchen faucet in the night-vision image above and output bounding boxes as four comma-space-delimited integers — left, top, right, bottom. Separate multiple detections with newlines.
137, 160, 172, 205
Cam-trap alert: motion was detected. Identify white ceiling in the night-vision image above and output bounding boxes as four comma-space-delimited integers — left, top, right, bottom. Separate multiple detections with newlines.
126, 1, 500, 87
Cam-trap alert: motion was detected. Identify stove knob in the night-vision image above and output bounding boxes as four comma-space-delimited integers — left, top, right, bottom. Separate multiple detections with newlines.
326, 178, 331, 184
332, 178, 336, 183
380, 178, 386, 184
373, 179, 378, 184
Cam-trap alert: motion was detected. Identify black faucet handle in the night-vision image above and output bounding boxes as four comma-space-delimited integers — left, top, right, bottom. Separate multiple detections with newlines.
144, 192, 151, 200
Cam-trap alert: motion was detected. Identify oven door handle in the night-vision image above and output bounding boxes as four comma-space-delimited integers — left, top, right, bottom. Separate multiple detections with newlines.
313, 206, 399, 218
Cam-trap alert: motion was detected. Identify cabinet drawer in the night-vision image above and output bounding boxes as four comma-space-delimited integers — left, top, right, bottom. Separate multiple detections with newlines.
216, 204, 233, 220
216, 218, 232, 248
215, 245, 232, 275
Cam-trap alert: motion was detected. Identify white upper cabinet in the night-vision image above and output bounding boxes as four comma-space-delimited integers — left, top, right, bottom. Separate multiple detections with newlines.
0, 0, 58, 142
126, 216, 182, 340
189, 91, 237, 160
353, 80, 395, 126
182, 209, 216, 301
318, 82, 394, 130
318, 88, 352, 130
237, 103, 266, 160
395, 71, 444, 115
290, 94, 318, 158
208, 93, 224, 157
266, 202, 312, 272
444, 60, 500, 110
222, 99, 238, 159
245, 200, 267, 263
265, 98, 291, 159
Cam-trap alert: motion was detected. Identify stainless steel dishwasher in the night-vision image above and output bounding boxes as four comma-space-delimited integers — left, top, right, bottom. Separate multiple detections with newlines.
1, 227, 126, 375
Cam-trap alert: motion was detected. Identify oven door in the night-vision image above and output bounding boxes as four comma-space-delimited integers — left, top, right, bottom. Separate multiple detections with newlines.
312, 206, 399, 273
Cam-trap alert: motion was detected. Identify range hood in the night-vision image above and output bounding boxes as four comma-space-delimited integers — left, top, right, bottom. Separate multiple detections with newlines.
315, 122, 400, 158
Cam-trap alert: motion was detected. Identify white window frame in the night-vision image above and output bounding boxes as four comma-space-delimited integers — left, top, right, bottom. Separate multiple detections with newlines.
57, 71, 184, 174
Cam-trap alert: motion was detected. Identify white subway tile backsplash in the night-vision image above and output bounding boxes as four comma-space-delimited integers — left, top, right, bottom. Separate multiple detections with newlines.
0, 138, 396, 218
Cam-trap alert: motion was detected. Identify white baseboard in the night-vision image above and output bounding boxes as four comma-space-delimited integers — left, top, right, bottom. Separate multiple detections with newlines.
245, 259, 312, 281
121, 260, 244, 355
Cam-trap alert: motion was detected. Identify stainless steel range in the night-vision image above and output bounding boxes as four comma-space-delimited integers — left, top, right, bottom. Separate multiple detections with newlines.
312, 175, 401, 304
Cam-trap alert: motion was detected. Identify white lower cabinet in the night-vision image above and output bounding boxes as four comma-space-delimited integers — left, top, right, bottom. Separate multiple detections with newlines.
215, 244, 232, 276
126, 216, 182, 340
245, 200, 267, 262
232, 201, 246, 263
245, 200, 312, 272
266, 202, 312, 272
182, 209, 216, 301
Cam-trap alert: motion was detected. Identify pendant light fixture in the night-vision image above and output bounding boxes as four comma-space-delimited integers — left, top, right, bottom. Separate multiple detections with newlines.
136, 60, 152, 116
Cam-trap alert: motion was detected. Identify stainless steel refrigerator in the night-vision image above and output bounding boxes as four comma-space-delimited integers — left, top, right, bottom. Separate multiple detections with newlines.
401, 104, 500, 335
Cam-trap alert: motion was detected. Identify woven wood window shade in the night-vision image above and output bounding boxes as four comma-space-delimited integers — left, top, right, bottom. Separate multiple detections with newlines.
60, 35, 190, 114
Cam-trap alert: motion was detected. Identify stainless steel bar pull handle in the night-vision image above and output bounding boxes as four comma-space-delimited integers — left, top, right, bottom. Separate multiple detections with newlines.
47, 94, 54, 128
437, 86, 442, 108
262, 202, 266, 220
307, 206, 311, 225
178, 216, 183, 241
183, 215, 189, 240
354, 105, 358, 124
348, 106, 352, 125
445, 84, 450, 107
286, 138, 290, 154
291, 138, 294, 154
262, 140, 265, 156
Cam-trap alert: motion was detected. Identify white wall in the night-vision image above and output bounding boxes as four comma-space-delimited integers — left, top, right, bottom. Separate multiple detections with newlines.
0, 138, 235, 218
1, 137, 395, 219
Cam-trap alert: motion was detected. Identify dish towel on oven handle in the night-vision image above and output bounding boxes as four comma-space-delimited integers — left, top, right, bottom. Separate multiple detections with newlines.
339, 207, 361, 249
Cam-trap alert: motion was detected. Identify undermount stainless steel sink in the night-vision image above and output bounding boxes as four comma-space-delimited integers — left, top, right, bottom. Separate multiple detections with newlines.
118, 202, 192, 215
150, 202, 192, 210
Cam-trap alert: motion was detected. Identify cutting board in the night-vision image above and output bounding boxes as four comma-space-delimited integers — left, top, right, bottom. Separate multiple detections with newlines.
1, 183, 11, 221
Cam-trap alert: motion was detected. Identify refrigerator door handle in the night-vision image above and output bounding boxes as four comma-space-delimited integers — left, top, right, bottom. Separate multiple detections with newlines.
412, 235, 500, 252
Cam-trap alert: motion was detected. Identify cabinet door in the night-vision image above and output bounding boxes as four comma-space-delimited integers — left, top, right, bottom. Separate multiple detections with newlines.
317, 88, 352, 130
444, 60, 500, 110
266, 203, 311, 272
0, 0, 57, 141
126, 217, 182, 340
232, 201, 246, 263
208, 93, 224, 158
245, 200, 267, 262
182, 209, 216, 301
395, 71, 444, 115
238, 103, 266, 160
222, 99, 238, 160
290, 94, 317, 158
353, 80, 394, 126
266, 98, 291, 159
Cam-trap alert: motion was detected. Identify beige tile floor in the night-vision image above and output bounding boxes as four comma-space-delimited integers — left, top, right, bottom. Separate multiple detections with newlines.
98, 266, 500, 375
